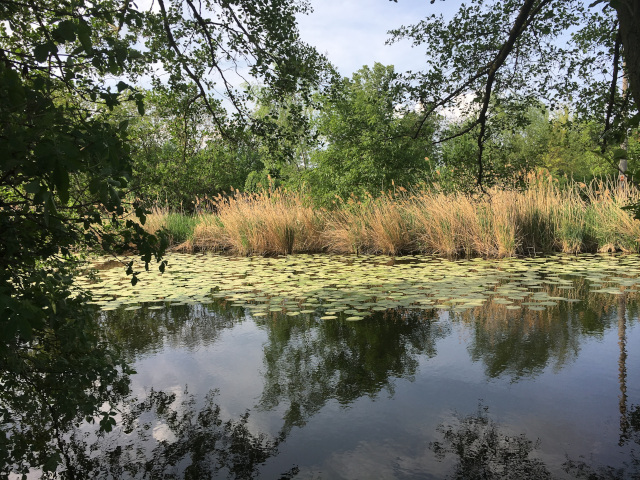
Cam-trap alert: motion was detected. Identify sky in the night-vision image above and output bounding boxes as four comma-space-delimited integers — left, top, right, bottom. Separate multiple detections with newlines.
296, 0, 456, 77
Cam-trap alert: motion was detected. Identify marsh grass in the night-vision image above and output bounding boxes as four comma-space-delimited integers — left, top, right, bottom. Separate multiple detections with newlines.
154, 174, 640, 257
140, 205, 199, 249
142, 205, 169, 236
192, 188, 324, 255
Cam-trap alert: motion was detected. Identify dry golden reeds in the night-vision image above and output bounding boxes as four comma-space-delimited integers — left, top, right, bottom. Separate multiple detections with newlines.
141, 204, 169, 236
192, 187, 324, 255
162, 174, 640, 257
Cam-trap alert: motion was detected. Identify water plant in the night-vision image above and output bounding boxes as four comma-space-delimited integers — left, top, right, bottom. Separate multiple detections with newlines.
79, 252, 640, 323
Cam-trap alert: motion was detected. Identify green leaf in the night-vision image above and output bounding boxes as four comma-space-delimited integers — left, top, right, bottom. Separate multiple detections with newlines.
25, 180, 41, 194
16, 316, 33, 340
42, 453, 62, 473
53, 20, 77, 42
109, 185, 121, 207
612, 148, 627, 160
34, 43, 54, 62
99, 412, 116, 433
77, 19, 93, 53
53, 165, 70, 204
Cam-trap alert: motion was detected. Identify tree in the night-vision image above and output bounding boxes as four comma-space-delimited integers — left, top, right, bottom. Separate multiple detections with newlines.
389, 0, 640, 188
438, 105, 616, 190
307, 63, 436, 204
121, 88, 265, 208
244, 82, 332, 192
0, 0, 320, 475
431, 403, 552, 479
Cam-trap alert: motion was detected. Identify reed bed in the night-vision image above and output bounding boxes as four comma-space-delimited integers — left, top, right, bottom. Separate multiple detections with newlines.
148, 175, 640, 257
192, 188, 324, 255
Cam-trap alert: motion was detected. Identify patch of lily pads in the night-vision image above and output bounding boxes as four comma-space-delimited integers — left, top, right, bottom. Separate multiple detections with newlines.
74, 253, 640, 320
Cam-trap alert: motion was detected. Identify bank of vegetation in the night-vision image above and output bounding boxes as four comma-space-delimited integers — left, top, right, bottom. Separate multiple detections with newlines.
142, 174, 640, 258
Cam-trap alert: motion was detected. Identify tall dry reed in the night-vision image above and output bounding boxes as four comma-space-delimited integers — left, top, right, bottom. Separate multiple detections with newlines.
323, 192, 415, 255
141, 205, 169, 236
584, 179, 640, 252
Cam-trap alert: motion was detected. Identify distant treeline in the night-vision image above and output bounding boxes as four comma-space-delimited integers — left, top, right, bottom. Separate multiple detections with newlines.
122, 65, 640, 212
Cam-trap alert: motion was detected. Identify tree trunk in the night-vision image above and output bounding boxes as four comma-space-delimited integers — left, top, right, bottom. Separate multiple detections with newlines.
616, 0, 640, 113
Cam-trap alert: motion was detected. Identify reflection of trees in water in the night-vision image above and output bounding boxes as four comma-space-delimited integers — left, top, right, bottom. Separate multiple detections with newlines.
100, 302, 246, 360
23, 388, 292, 479
432, 402, 640, 480
0, 302, 280, 478
558, 291, 640, 479
93, 388, 294, 480
86, 283, 640, 478
430, 402, 551, 479
465, 305, 584, 380
619, 292, 630, 446
0, 296, 133, 479
563, 455, 640, 480
455, 281, 640, 381
258, 308, 449, 433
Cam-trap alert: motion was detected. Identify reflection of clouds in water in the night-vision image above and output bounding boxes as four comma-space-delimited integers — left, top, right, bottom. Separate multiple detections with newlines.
130, 321, 273, 438
92, 254, 640, 478
296, 440, 449, 480
152, 423, 176, 443
292, 405, 561, 479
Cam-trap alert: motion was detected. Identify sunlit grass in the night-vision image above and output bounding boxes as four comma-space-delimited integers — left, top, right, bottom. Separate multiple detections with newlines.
140, 204, 199, 249
192, 188, 324, 255
151, 174, 640, 257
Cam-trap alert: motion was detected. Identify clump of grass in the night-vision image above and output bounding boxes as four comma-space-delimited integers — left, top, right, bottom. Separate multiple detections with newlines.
585, 180, 640, 253
324, 192, 414, 255
164, 213, 199, 245
137, 204, 200, 250
323, 198, 370, 254
512, 172, 558, 255
367, 192, 414, 255
409, 191, 465, 256
490, 191, 519, 257
192, 214, 225, 251
141, 205, 169, 236
555, 190, 587, 254
193, 187, 324, 255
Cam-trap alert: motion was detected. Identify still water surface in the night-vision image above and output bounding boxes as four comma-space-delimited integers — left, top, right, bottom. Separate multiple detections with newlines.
91, 254, 640, 479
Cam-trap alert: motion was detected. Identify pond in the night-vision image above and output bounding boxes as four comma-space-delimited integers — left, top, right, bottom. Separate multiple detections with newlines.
77, 253, 640, 479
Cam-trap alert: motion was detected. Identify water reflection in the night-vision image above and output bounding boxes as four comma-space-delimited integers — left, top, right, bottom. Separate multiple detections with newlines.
100, 302, 244, 360
20, 388, 294, 479
619, 292, 630, 446
107, 302, 451, 435
0, 295, 133, 479
95, 389, 295, 480
6, 264, 640, 478
457, 280, 639, 381
258, 309, 449, 433
430, 403, 552, 479
430, 402, 640, 480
